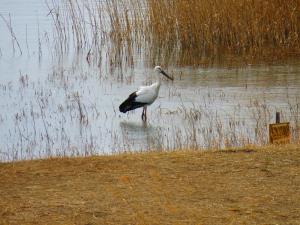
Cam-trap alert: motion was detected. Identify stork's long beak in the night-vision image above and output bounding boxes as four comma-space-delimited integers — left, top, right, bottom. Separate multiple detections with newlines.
161, 70, 174, 81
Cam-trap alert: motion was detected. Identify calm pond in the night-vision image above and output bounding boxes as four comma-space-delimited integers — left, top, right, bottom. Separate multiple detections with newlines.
0, 0, 299, 161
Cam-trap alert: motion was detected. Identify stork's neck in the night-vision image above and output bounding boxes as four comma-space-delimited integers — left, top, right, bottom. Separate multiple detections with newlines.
151, 73, 161, 92
155, 72, 162, 85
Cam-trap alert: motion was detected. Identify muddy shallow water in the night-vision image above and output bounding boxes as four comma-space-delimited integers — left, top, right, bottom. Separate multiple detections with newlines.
0, 0, 299, 161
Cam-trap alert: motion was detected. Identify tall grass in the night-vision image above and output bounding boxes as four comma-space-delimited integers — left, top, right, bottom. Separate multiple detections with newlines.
47, 0, 300, 66
145, 0, 300, 65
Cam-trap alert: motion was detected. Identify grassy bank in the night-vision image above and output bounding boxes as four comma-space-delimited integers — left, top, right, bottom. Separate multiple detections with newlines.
1, 145, 299, 224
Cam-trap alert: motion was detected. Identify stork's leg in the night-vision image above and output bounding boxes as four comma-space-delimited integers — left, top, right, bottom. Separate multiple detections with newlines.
141, 107, 145, 120
141, 106, 147, 121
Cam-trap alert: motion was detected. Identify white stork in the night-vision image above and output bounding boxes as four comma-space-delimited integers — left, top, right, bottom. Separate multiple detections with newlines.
119, 66, 173, 121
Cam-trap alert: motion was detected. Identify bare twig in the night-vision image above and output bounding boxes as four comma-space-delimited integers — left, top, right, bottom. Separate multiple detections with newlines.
0, 13, 22, 55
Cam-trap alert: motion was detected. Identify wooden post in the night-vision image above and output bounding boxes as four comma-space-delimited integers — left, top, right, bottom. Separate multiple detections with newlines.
276, 112, 280, 124
269, 112, 290, 144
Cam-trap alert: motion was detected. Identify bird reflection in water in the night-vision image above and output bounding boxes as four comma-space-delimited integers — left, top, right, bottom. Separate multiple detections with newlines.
119, 121, 162, 151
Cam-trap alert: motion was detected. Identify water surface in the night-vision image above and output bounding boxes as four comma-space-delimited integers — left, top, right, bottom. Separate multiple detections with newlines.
0, 0, 299, 161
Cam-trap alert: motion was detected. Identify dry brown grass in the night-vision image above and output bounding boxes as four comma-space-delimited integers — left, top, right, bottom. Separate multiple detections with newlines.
46, 0, 300, 67
145, 0, 300, 65
1, 145, 300, 225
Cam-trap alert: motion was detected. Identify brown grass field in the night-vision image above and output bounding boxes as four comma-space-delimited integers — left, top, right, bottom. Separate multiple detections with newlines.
0, 145, 299, 225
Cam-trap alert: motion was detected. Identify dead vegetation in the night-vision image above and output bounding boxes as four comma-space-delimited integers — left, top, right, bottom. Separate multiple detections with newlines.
145, 0, 300, 65
46, 0, 300, 67
0, 145, 299, 224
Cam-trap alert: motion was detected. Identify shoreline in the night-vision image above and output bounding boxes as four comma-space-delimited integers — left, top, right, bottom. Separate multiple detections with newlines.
1, 144, 299, 224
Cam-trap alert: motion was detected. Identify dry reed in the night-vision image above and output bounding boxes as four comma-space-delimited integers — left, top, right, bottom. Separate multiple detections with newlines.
145, 0, 300, 65
46, 0, 300, 66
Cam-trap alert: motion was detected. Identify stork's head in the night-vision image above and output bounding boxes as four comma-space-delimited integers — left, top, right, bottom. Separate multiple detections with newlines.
154, 66, 173, 81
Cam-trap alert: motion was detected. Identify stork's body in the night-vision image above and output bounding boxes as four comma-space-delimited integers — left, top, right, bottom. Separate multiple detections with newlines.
119, 66, 173, 121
